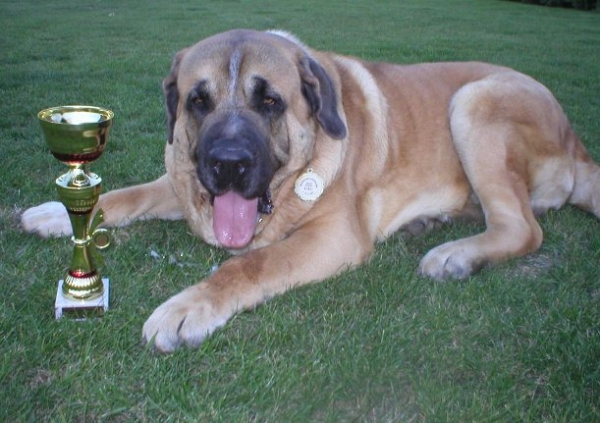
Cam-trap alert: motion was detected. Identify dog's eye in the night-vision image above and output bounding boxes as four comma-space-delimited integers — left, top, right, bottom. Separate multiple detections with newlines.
191, 94, 209, 107
251, 77, 285, 117
187, 81, 214, 115
188, 92, 213, 115
256, 94, 284, 117
189, 96, 209, 115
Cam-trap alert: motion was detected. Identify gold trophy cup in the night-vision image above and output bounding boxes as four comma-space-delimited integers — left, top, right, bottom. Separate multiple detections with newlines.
38, 105, 113, 319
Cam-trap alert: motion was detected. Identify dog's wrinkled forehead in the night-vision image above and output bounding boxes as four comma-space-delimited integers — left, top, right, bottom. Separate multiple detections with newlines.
177, 29, 304, 93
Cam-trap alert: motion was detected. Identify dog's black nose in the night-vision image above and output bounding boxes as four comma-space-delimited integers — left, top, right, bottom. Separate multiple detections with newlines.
208, 147, 253, 189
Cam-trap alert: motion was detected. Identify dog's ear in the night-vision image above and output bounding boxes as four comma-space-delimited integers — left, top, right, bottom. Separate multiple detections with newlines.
163, 49, 188, 144
300, 56, 347, 140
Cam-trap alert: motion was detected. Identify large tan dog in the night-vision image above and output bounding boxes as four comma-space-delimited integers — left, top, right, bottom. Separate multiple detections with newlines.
22, 29, 600, 352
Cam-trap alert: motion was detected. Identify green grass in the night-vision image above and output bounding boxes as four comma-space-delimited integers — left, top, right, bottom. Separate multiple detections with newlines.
1, 0, 599, 421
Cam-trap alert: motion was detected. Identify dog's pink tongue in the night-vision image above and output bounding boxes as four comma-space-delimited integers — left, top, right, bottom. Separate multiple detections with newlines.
213, 191, 259, 249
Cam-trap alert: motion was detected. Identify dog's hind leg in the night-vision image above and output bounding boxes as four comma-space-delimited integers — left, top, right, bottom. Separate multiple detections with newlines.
418, 73, 572, 280
418, 149, 544, 280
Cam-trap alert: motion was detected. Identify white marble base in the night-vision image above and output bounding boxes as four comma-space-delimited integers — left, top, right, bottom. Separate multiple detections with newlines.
55, 278, 109, 319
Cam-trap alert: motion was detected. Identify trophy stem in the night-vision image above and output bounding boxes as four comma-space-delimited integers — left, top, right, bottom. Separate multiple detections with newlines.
56, 167, 104, 300
65, 211, 103, 299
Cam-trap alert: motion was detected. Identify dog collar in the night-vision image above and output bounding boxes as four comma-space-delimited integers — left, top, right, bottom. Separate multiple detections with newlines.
294, 168, 324, 201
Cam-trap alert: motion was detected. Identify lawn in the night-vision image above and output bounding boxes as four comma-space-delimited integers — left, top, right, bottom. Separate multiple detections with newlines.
1, 0, 599, 421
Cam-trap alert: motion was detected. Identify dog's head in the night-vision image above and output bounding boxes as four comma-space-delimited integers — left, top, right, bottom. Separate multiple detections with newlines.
163, 29, 346, 249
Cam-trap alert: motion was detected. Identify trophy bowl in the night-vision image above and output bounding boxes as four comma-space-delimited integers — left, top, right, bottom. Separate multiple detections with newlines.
38, 105, 113, 165
38, 105, 114, 317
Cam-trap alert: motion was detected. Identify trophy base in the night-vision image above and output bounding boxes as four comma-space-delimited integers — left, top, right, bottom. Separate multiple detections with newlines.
55, 278, 109, 320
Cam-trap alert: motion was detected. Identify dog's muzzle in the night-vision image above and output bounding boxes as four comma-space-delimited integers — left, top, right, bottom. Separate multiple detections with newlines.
195, 112, 274, 249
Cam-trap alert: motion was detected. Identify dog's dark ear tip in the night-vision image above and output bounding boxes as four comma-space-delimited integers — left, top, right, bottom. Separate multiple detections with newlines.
318, 110, 347, 139
329, 122, 347, 140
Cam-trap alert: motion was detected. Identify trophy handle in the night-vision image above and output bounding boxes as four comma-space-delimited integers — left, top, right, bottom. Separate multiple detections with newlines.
89, 209, 111, 250
91, 228, 111, 250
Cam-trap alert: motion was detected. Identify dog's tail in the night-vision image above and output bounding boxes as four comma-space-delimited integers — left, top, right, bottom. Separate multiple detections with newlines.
567, 128, 600, 218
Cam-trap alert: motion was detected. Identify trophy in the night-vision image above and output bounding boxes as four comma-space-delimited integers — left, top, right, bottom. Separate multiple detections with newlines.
38, 105, 113, 319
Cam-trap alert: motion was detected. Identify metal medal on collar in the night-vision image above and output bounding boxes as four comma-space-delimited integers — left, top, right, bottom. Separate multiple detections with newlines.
294, 168, 325, 201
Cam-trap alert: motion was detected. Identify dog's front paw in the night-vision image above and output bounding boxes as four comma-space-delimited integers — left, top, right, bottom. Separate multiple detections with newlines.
419, 240, 485, 281
142, 284, 230, 353
20, 201, 72, 238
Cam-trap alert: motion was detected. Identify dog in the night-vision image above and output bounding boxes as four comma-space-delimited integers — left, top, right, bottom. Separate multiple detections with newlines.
21, 29, 600, 353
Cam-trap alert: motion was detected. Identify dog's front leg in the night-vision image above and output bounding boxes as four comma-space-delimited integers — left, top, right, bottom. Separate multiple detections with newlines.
142, 216, 371, 353
21, 174, 183, 237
